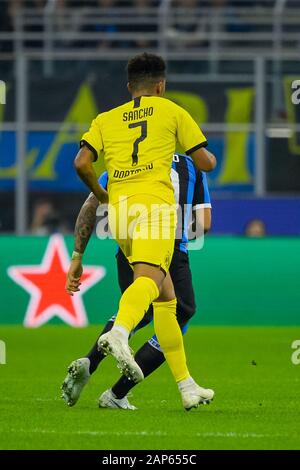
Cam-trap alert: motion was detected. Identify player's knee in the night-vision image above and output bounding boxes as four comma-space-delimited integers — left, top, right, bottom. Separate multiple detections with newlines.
157, 280, 176, 301
133, 263, 164, 289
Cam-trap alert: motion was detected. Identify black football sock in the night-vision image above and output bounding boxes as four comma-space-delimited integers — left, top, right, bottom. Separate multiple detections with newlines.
86, 320, 114, 374
111, 341, 166, 399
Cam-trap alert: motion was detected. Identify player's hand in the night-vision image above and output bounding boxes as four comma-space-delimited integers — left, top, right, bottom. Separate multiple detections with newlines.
66, 259, 83, 296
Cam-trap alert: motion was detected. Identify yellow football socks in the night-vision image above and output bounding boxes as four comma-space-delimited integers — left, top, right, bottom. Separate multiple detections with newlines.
114, 276, 159, 334
153, 298, 190, 382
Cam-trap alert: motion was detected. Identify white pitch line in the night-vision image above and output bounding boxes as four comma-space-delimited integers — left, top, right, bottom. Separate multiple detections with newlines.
196, 432, 279, 439
3, 429, 286, 439
0, 397, 59, 403
4, 429, 168, 437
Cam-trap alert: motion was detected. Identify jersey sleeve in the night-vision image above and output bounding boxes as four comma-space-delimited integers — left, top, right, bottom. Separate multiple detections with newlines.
192, 171, 212, 210
80, 115, 103, 161
177, 107, 208, 155
99, 171, 108, 190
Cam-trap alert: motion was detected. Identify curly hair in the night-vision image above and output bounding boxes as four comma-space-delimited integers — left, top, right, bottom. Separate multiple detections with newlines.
127, 52, 166, 90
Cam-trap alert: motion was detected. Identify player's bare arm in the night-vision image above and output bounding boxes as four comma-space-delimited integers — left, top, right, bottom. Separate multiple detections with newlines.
66, 193, 98, 296
196, 207, 212, 234
74, 146, 108, 204
189, 208, 212, 240
203, 208, 212, 233
190, 147, 217, 172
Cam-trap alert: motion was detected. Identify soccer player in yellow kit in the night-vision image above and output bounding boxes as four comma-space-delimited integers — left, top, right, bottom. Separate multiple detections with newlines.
68, 53, 216, 410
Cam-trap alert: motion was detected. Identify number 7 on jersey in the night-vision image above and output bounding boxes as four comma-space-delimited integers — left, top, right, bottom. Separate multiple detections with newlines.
128, 120, 148, 166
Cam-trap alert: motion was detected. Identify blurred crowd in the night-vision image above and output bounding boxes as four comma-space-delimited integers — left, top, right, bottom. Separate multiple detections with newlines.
29, 199, 70, 235
27, 199, 267, 237
0, 0, 287, 52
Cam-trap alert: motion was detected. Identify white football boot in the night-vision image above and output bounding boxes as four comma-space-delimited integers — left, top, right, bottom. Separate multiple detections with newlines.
61, 358, 90, 407
180, 380, 215, 411
97, 330, 144, 384
99, 389, 137, 410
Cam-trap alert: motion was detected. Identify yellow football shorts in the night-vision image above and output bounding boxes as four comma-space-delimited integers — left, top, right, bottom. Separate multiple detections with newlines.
108, 194, 177, 274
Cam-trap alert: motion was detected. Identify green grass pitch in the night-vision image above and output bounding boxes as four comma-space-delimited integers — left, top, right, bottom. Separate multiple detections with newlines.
0, 325, 299, 450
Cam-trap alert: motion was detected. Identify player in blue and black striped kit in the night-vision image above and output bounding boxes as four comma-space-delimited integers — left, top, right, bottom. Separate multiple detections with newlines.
62, 153, 212, 409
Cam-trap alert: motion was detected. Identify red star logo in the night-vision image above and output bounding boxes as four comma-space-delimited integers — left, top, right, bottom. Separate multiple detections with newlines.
8, 235, 105, 327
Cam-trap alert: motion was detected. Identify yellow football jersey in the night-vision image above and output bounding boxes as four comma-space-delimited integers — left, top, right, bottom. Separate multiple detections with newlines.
80, 96, 207, 205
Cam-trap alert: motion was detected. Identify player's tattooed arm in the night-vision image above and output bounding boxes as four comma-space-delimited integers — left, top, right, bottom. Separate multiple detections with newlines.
66, 193, 98, 296
74, 193, 99, 254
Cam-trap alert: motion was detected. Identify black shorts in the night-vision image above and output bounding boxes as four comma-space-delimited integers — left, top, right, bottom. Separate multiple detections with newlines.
116, 248, 196, 328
